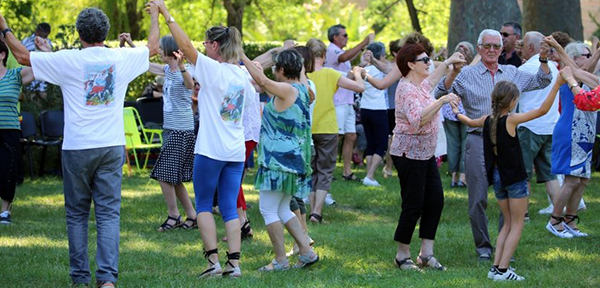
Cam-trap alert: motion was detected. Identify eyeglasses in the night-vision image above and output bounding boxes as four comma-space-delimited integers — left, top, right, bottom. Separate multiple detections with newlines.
581, 53, 591, 58
500, 32, 517, 38
194, 82, 200, 87
414, 56, 431, 65
340, 34, 348, 38
202, 40, 214, 46
480, 43, 502, 50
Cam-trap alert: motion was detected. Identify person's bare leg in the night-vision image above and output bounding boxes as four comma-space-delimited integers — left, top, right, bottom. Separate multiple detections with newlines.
159, 181, 180, 217
545, 180, 559, 203
498, 197, 527, 269
384, 137, 393, 176
493, 199, 511, 267
0, 199, 10, 212
564, 179, 588, 230
265, 221, 287, 264
342, 133, 357, 177
366, 154, 383, 180
396, 242, 411, 261
459, 173, 466, 184
310, 189, 328, 221
174, 184, 196, 219
197, 212, 219, 267
550, 176, 580, 230
224, 218, 241, 267
284, 217, 315, 266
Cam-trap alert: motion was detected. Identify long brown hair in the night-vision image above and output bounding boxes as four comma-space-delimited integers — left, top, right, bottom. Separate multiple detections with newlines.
489, 81, 520, 155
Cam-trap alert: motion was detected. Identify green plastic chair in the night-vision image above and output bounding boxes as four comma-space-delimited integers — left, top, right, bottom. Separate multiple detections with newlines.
123, 107, 163, 171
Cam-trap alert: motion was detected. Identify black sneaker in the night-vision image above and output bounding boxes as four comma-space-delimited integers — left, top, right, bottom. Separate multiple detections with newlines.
0, 211, 11, 225
524, 212, 530, 223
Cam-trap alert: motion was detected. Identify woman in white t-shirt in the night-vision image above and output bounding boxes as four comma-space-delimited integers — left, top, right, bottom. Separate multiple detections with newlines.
156, 2, 255, 278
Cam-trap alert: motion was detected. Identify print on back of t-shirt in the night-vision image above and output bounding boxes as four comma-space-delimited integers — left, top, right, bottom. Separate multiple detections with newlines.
84, 64, 116, 106
220, 85, 244, 123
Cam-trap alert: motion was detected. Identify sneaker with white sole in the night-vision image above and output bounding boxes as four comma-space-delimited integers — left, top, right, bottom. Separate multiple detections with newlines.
563, 223, 588, 237
0, 210, 11, 225
362, 177, 380, 187
493, 270, 524, 281
324, 194, 336, 206
538, 205, 554, 215
488, 266, 515, 279
546, 219, 574, 238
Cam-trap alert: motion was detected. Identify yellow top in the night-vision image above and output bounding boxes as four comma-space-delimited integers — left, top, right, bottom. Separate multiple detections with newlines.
307, 67, 342, 134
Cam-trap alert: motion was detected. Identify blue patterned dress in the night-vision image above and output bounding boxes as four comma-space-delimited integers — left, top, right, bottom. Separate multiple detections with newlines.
551, 84, 597, 178
255, 83, 312, 197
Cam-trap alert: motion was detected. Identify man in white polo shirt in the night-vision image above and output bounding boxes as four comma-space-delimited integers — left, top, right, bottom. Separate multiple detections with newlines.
325, 24, 373, 184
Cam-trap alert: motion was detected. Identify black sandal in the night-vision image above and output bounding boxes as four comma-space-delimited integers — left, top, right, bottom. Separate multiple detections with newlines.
342, 173, 359, 181
199, 248, 222, 278
180, 217, 197, 230
309, 213, 322, 223
157, 215, 181, 232
241, 220, 253, 239
222, 251, 241, 277
394, 257, 419, 270
564, 214, 582, 231
550, 215, 565, 231
417, 255, 446, 271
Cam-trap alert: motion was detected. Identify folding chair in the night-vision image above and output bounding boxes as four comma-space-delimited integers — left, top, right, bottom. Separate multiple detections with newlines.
123, 107, 163, 172
33, 110, 64, 176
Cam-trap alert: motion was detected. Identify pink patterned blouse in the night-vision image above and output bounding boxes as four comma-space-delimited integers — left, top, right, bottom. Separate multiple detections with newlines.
390, 79, 439, 160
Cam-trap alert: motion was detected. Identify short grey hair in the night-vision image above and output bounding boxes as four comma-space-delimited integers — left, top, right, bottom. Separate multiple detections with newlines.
477, 29, 503, 46
454, 41, 475, 57
76, 8, 110, 44
366, 42, 386, 60
565, 42, 590, 59
327, 24, 346, 43
524, 31, 544, 52
159, 36, 179, 57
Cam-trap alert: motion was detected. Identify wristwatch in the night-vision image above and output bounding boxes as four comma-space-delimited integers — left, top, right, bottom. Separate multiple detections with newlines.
570, 82, 579, 89
165, 16, 175, 24
2, 28, 12, 37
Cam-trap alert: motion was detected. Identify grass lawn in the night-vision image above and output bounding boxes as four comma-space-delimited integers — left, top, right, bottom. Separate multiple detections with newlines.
1, 162, 599, 287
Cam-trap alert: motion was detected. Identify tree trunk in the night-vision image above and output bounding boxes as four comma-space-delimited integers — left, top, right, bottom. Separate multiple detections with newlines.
522, 0, 583, 41
405, 0, 422, 34
447, 0, 521, 53
223, 0, 248, 36
125, 0, 142, 39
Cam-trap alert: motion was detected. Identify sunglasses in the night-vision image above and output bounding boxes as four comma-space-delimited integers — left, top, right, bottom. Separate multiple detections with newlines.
500, 32, 516, 38
340, 34, 348, 38
414, 56, 431, 65
480, 43, 502, 50
194, 82, 200, 87
581, 53, 591, 59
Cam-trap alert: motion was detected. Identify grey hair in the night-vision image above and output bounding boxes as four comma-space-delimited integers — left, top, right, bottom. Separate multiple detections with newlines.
159, 36, 178, 57
327, 24, 346, 43
454, 41, 475, 57
477, 29, 503, 46
76, 8, 110, 44
366, 42, 386, 60
502, 21, 522, 36
524, 31, 544, 52
565, 42, 590, 59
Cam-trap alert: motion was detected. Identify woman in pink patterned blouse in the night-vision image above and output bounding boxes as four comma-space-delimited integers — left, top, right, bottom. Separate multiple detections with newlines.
391, 43, 464, 271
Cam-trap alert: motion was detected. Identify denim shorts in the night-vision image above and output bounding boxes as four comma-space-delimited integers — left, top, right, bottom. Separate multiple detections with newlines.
492, 169, 529, 200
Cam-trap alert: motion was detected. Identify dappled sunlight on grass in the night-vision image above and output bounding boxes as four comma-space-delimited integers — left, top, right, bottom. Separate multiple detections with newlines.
18, 194, 65, 208
444, 190, 469, 200
536, 247, 599, 262
0, 235, 67, 248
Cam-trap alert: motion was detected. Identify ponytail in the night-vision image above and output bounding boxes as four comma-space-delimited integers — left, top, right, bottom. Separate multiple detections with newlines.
205, 26, 243, 64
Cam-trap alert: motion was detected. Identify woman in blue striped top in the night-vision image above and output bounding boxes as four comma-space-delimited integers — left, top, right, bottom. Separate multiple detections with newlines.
0, 39, 36, 225
144, 35, 197, 231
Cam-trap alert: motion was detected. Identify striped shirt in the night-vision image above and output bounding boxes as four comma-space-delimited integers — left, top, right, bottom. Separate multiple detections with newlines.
162, 65, 194, 131
0, 68, 23, 130
434, 61, 552, 132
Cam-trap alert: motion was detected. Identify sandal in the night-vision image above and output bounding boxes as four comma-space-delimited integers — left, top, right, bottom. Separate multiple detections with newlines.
180, 217, 197, 230
394, 257, 419, 270
199, 248, 222, 278
293, 251, 319, 268
222, 251, 242, 277
259, 258, 290, 271
342, 173, 360, 181
382, 168, 393, 178
309, 213, 322, 224
564, 214, 589, 237
241, 220, 254, 239
157, 215, 181, 232
417, 255, 446, 271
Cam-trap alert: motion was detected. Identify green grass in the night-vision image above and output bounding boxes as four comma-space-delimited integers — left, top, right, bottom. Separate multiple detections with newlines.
1, 163, 599, 287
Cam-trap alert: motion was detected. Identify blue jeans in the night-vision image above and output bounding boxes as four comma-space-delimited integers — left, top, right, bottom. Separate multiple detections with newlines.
193, 154, 244, 222
62, 146, 125, 284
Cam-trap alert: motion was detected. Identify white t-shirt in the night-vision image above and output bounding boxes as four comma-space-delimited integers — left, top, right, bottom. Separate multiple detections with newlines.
241, 66, 260, 142
360, 65, 387, 110
517, 54, 560, 135
193, 52, 253, 162
324, 43, 354, 106
30, 46, 150, 150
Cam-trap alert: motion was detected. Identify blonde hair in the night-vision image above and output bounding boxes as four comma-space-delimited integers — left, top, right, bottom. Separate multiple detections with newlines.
489, 81, 520, 155
306, 38, 327, 58
205, 26, 243, 64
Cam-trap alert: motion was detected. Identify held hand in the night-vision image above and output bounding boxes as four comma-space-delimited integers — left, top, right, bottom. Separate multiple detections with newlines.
252, 61, 264, 73
145, 2, 159, 16
450, 101, 460, 114
443, 93, 459, 104
360, 68, 368, 79
366, 33, 375, 44
540, 41, 549, 59
149, 1, 166, 15
543, 36, 561, 49
282, 40, 296, 50
592, 35, 599, 50
447, 52, 466, 65
173, 50, 186, 67
34, 36, 52, 52
559, 66, 574, 86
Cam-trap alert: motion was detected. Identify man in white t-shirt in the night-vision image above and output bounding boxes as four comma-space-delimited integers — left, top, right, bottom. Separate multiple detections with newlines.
0, 6, 159, 287
517, 32, 561, 216
324, 24, 373, 182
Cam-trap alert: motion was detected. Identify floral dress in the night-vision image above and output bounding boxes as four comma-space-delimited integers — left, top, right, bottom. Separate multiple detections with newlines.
255, 83, 312, 197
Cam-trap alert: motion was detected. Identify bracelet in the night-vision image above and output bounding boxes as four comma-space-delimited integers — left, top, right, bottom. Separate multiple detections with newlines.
539, 57, 548, 63
180, 69, 187, 73
2, 28, 12, 37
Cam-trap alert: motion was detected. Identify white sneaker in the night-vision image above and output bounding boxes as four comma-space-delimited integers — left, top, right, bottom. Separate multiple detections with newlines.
538, 205, 554, 215
324, 194, 336, 206
488, 266, 516, 279
563, 222, 589, 237
546, 221, 574, 238
362, 177, 380, 187
493, 270, 525, 281
578, 198, 587, 211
